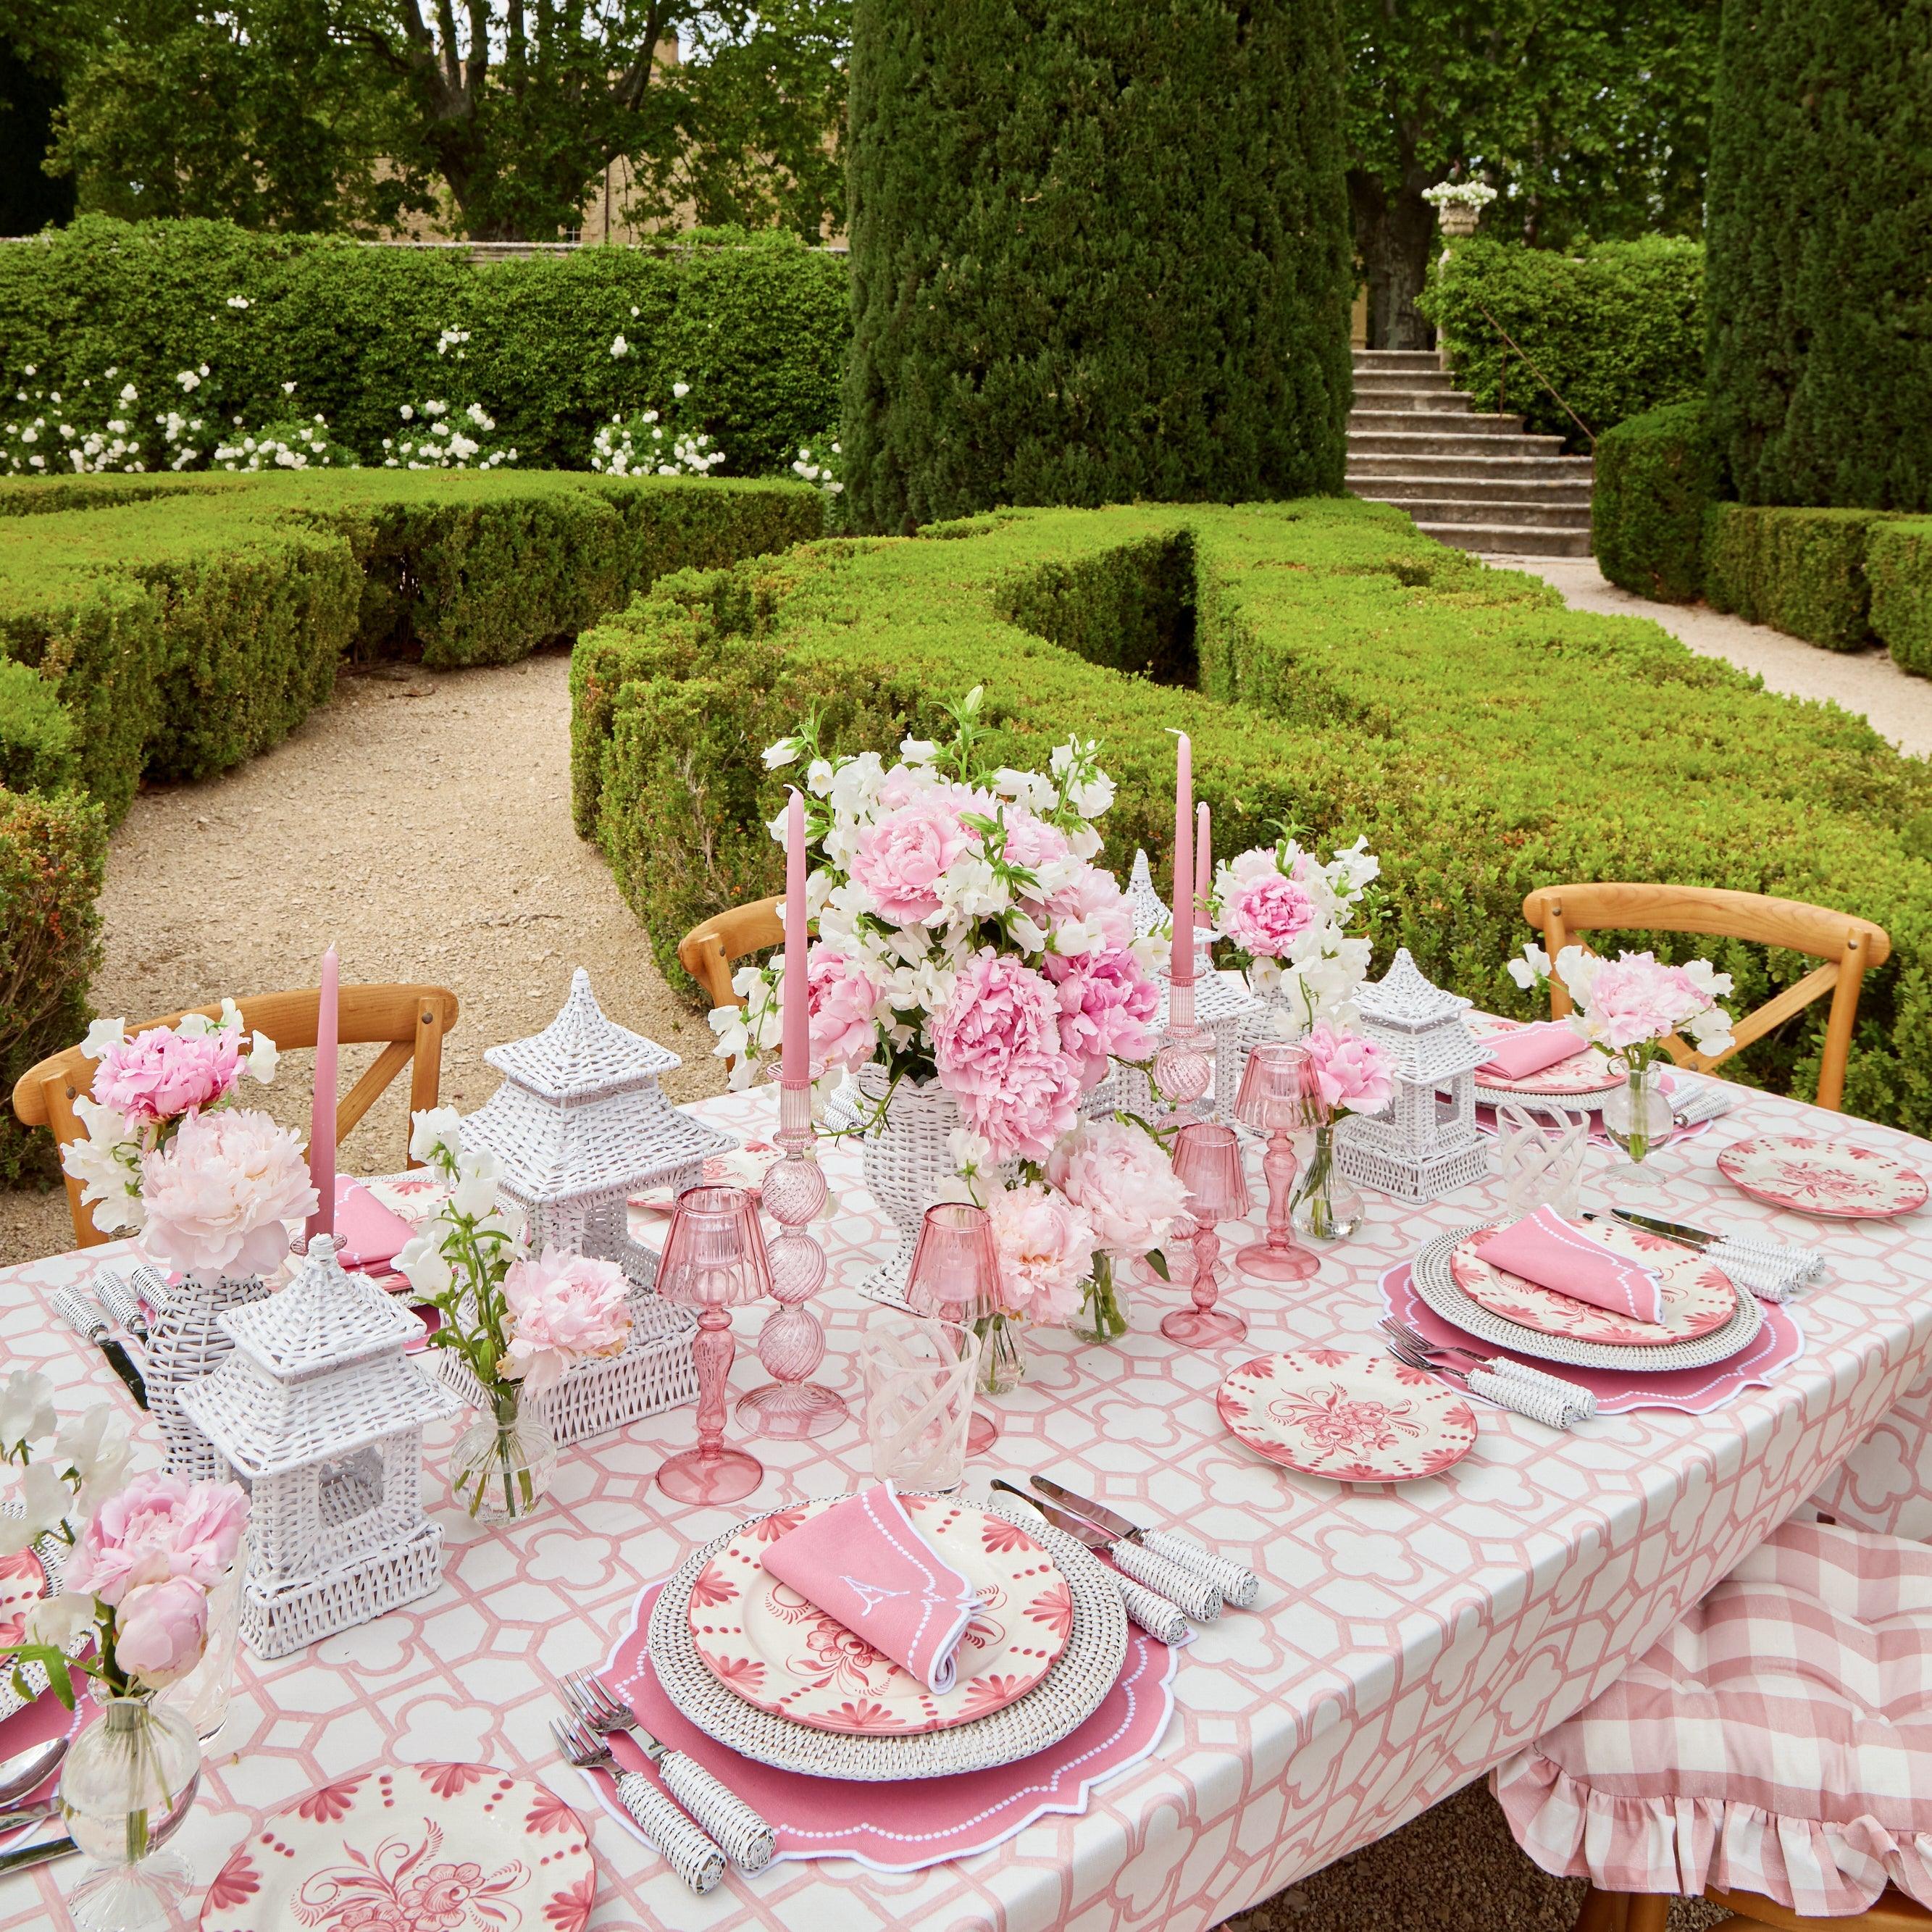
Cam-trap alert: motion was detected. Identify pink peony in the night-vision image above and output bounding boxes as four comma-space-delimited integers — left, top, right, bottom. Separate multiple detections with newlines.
996, 808, 1071, 872
805, 946, 880, 1075
1221, 868, 1318, 960
1045, 1118, 1192, 1258
67, 1471, 248, 1607
113, 1576, 210, 1686
986, 1182, 1098, 1325
932, 952, 1082, 1159
94, 1026, 240, 1125
1041, 863, 1135, 952
1042, 947, 1160, 1082
501, 1246, 633, 1393
850, 794, 973, 924
1586, 953, 1705, 1050
138, 1107, 317, 1278
1301, 1023, 1394, 1117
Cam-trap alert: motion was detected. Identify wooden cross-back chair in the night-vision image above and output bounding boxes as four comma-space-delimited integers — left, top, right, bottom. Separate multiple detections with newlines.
12, 983, 460, 1250
1521, 883, 1890, 1113
677, 896, 782, 1013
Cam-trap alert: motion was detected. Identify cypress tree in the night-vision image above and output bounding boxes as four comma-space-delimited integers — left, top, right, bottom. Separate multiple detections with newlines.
1706, 0, 1932, 511
841, 0, 1354, 532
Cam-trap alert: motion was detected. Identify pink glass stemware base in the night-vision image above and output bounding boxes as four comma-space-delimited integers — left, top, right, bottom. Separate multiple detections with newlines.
737, 1379, 846, 1439
656, 1442, 764, 1505
1234, 1236, 1320, 1282
966, 1410, 999, 1456
1159, 1304, 1248, 1346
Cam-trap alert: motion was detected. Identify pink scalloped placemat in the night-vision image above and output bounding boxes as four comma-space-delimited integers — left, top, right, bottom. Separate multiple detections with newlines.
580, 1581, 1177, 1873
1379, 1263, 1805, 1415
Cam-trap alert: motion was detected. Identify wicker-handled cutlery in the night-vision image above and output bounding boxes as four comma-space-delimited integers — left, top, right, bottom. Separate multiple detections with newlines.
1586, 1209, 1824, 1302
552, 1717, 726, 1895
1028, 1475, 1259, 1609
1384, 1338, 1579, 1430
989, 1480, 1221, 1624
1378, 1317, 1599, 1421
49, 1291, 148, 1410
88, 1266, 151, 1343
560, 1669, 774, 1873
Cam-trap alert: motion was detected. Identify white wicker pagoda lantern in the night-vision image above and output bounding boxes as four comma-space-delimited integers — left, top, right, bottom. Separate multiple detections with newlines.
177, 1235, 460, 1660
451, 969, 705, 1444
461, 969, 735, 1281
1335, 948, 1490, 1202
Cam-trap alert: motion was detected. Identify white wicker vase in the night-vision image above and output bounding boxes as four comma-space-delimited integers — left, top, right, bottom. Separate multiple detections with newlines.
144, 1267, 272, 1481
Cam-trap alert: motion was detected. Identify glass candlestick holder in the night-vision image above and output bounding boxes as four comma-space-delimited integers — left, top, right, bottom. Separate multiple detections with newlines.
1139, 979, 1215, 1287
738, 1082, 847, 1439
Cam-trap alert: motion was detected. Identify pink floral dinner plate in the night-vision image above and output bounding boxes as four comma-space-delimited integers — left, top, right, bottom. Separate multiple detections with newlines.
199, 1762, 596, 1932
1448, 1217, 1737, 1347
1716, 1135, 1929, 1219
0, 1547, 47, 1649
1216, 1350, 1479, 1483
1471, 1020, 1620, 1099
685, 1494, 1071, 1736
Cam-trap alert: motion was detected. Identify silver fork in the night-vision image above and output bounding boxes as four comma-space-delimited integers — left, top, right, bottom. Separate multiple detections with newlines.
561, 1670, 774, 1872
551, 1716, 726, 1895
1381, 1316, 1598, 1420
1378, 1317, 1490, 1371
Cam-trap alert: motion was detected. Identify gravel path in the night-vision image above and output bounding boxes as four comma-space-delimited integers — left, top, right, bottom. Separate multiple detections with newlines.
1489, 553, 1932, 760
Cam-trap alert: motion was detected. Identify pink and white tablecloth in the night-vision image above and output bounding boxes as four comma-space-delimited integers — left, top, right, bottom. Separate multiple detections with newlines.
2, 1070, 1931, 1932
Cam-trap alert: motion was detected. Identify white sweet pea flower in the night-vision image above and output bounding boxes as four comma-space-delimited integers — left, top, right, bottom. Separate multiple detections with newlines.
1048, 914, 1105, 958
246, 1031, 279, 1082
1066, 823, 1103, 861
992, 768, 1056, 814
80, 1016, 126, 1058
175, 1010, 212, 1037
825, 752, 885, 820
62, 1094, 143, 1234
1681, 958, 1735, 1003
407, 1105, 464, 1166
0, 1461, 72, 1553
55, 1404, 131, 1507
24, 1592, 96, 1648
1065, 771, 1115, 817
395, 1231, 453, 1299
1007, 913, 1047, 952
0, 1371, 57, 1451
936, 856, 1008, 921
1505, 942, 1551, 990
1553, 945, 1601, 1006
1684, 1006, 1736, 1057
948, 1125, 992, 1176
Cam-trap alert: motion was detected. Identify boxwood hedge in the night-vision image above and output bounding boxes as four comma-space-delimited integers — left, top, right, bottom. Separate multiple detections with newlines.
0, 469, 821, 1183
572, 498, 1932, 1136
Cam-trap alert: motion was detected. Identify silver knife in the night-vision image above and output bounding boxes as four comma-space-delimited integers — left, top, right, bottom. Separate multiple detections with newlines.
1029, 1476, 1260, 1608
990, 1482, 1221, 1621
49, 1292, 149, 1410
1597, 1208, 1718, 1250
0, 1833, 76, 1874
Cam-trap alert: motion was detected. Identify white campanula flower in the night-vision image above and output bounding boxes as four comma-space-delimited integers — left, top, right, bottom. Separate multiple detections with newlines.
0, 1369, 57, 1451
900, 737, 937, 764
1505, 942, 1550, 990
610, 335, 629, 358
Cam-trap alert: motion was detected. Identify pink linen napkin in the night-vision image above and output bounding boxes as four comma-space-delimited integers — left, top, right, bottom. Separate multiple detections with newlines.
332, 1177, 416, 1270
759, 1483, 983, 1695
1475, 1206, 1665, 1326
1479, 1022, 1592, 1081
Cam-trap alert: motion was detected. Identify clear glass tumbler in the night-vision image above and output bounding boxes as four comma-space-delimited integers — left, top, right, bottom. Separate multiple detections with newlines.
860, 1309, 981, 1494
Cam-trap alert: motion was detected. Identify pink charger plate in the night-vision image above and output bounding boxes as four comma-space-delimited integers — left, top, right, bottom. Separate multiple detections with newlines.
583, 1581, 1177, 1872
1380, 1262, 1805, 1415
0, 1668, 97, 1849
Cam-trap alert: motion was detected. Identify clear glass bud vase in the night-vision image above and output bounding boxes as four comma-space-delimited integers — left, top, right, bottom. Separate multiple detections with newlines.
62, 1694, 201, 1931
1290, 1122, 1365, 1242
975, 1311, 1027, 1394
1599, 1058, 1674, 1197
1069, 1254, 1130, 1345
450, 1383, 557, 1524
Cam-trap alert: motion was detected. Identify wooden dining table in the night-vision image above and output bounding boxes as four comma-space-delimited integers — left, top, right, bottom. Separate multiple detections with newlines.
2, 1068, 1930, 1931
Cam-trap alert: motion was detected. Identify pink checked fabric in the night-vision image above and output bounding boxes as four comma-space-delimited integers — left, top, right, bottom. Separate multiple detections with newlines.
759, 1483, 982, 1694
1494, 1518, 1932, 1915
1476, 1206, 1665, 1325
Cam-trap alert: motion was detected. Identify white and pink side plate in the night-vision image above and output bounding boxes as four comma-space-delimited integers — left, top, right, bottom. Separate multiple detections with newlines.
1449, 1217, 1738, 1347
686, 1494, 1071, 1736
1471, 1019, 1622, 1103
1717, 1135, 1928, 1219
200, 1763, 595, 1932
1217, 1350, 1479, 1483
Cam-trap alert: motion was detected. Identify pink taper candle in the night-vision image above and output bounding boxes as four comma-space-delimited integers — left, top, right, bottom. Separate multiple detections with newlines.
1195, 800, 1211, 929
1170, 733, 1192, 984
780, 786, 808, 1088
306, 942, 338, 1241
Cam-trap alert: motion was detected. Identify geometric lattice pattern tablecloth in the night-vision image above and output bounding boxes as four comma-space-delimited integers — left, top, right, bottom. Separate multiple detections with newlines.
2, 1074, 1931, 1932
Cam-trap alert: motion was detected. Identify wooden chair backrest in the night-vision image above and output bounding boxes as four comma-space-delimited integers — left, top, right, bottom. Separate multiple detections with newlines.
12, 983, 459, 1250
1521, 882, 1891, 1113
677, 896, 783, 1013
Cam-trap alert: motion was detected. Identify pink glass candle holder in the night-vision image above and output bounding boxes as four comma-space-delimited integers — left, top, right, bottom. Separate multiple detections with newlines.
1153, 976, 1213, 1116
904, 1202, 1003, 1457
739, 1082, 847, 1440
1161, 1123, 1252, 1348
655, 1184, 772, 1505
1233, 1042, 1320, 1284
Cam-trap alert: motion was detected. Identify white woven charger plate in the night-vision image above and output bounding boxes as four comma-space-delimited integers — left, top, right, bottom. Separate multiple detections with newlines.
648, 1494, 1128, 1781
0, 1516, 78, 1722
1472, 1069, 1623, 1111
1411, 1224, 1763, 1373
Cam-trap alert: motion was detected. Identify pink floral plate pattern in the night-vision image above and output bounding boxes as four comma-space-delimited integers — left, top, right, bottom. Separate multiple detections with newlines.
198, 1762, 595, 1932
686, 1494, 1071, 1736
1449, 1218, 1738, 1347
1716, 1136, 1930, 1220
1470, 1020, 1621, 1101
1216, 1351, 1479, 1483
0, 1548, 46, 1650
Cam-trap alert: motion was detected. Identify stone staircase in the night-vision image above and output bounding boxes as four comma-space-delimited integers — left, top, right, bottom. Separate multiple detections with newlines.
1346, 348, 1594, 557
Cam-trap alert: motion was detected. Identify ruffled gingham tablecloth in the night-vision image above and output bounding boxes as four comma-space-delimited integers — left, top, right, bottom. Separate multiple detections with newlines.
1, 1070, 1930, 1931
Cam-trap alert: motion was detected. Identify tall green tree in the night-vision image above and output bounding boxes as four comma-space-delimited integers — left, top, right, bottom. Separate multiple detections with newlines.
1347, 0, 1718, 348
35, 0, 848, 241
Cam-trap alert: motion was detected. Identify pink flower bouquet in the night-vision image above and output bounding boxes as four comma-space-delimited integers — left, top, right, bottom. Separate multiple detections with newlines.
1210, 836, 1379, 1037
1507, 943, 1735, 1066
138, 1108, 318, 1280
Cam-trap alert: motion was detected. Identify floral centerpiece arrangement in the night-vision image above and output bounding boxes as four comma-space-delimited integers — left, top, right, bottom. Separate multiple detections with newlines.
709, 687, 1189, 1358
396, 1111, 633, 1521
1507, 944, 1734, 1176
59, 1002, 308, 1276
1, 1372, 248, 1920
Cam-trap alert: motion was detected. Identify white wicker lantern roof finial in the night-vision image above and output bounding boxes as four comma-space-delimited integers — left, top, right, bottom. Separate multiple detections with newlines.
485, 967, 679, 1101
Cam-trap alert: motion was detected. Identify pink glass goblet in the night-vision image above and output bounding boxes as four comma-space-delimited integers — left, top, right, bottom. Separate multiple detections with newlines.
1233, 1042, 1320, 1284
655, 1184, 771, 1505
1161, 1123, 1252, 1348
904, 1202, 1003, 1458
